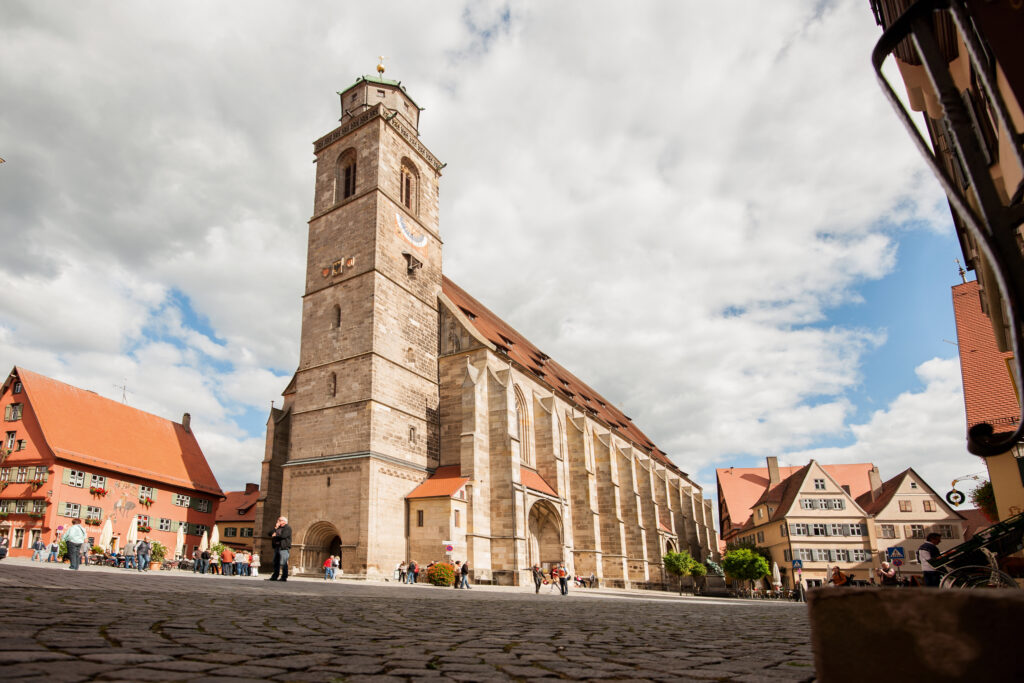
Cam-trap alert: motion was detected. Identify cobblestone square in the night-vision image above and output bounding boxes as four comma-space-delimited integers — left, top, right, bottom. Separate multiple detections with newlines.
0, 560, 814, 681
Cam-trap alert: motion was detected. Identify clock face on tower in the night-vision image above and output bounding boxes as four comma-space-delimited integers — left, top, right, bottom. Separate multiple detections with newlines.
395, 212, 427, 248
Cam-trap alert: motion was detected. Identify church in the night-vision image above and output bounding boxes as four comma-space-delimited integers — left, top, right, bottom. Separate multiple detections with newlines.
254, 72, 720, 587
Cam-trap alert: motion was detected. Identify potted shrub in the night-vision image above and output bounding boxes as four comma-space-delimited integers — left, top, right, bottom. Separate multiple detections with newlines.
426, 561, 456, 586
970, 480, 998, 522
150, 541, 167, 569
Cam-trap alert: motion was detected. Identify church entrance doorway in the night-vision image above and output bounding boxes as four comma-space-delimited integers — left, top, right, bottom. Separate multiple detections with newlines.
527, 500, 563, 571
302, 521, 342, 575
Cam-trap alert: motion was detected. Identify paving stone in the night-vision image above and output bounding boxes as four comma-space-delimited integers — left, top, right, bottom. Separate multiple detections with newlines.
0, 561, 815, 681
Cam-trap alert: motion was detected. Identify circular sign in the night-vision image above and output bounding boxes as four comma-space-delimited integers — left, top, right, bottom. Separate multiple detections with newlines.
445, 545, 453, 552
946, 489, 966, 506
892, 559, 903, 567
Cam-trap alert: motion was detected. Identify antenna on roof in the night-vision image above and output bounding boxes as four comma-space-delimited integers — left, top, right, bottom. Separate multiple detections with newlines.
956, 258, 967, 284
113, 379, 130, 404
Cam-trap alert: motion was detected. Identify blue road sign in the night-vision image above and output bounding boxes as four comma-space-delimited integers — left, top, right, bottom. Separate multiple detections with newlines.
886, 546, 905, 560
792, 559, 803, 570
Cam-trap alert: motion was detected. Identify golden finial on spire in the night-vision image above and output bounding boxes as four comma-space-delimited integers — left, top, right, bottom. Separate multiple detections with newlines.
956, 258, 967, 284
377, 56, 386, 76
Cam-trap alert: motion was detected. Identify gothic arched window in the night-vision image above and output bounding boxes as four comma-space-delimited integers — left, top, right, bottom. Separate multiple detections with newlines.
399, 158, 419, 214
514, 387, 531, 466
337, 148, 357, 201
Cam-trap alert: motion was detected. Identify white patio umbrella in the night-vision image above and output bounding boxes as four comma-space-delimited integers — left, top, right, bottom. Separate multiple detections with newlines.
210, 524, 219, 548
98, 518, 113, 551
125, 516, 139, 546
175, 525, 185, 559
772, 562, 782, 588
199, 530, 209, 552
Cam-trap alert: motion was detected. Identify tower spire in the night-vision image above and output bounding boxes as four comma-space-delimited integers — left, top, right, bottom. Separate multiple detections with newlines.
377, 56, 386, 76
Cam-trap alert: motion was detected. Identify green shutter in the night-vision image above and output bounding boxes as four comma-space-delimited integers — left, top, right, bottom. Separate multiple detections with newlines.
150, 488, 158, 502
61, 469, 71, 485
57, 502, 67, 516
188, 497, 200, 510
4, 405, 10, 421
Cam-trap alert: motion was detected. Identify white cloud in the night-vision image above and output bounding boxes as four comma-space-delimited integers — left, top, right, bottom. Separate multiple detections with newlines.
0, 2, 966, 499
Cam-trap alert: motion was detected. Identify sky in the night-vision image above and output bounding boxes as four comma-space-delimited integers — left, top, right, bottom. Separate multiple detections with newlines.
0, 2, 989, 519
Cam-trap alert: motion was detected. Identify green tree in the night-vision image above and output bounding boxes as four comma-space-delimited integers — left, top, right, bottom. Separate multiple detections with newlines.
690, 560, 708, 591
150, 541, 167, 564
721, 548, 770, 591
725, 539, 772, 564
970, 480, 997, 520
663, 550, 697, 594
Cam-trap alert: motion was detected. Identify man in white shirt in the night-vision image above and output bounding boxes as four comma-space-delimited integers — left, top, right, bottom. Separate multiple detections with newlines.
61, 519, 87, 570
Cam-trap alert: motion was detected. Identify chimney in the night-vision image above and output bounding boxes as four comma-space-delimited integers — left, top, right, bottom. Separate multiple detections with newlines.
182, 412, 191, 433
868, 466, 883, 501
767, 456, 780, 487
245, 483, 259, 494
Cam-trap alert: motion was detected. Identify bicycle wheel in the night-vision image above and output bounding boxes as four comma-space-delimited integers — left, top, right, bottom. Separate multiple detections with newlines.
941, 566, 1018, 589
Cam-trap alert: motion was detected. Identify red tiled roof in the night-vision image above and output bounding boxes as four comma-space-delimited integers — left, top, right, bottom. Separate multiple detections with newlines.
406, 465, 468, 499
12, 367, 223, 497
442, 277, 681, 476
717, 463, 875, 532
520, 468, 558, 497
952, 281, 1019, 434
216, 487, 260, 523
658, 521, 673, 534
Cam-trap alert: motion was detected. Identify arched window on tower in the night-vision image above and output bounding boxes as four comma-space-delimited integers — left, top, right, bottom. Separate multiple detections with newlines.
336, 148, 357, 201
515, 387, 531, 466
331, 304, 341, 329
328, 372, 337, 398
399, 158, 419, 214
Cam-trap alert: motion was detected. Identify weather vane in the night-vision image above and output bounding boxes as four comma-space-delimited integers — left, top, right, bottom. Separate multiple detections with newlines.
377, 56, 386, 76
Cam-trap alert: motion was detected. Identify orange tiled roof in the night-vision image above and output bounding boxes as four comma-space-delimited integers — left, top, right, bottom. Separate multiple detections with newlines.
406, 465, 468, 499
216, 488, 260, 523
717, 463, 875, 532
658, 520, 673, 534
12, 367, 223, 497
520, 467, 558, 497
442, 277, 683, 477
952, 281, 1019, 434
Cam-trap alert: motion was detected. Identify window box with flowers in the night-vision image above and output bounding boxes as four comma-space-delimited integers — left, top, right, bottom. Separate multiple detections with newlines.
137, 524, 152, 533
84, 517, 101, 526
89, 486, 108, 497
139, 496, 154, 508
28, 512, 44, 519
29, 479, 44, 491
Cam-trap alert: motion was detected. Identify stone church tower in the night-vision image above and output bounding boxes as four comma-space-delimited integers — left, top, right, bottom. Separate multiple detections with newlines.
255, 74, 446, 575
256, 75, 721, 583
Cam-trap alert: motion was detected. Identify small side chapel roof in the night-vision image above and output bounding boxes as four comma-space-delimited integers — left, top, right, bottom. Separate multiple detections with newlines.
520, 468, 558, 498
406, 465, 469, 499
441, 277, 683, 478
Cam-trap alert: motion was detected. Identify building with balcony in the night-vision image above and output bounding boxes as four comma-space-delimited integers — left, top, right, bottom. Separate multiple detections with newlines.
0, 367, 223, 557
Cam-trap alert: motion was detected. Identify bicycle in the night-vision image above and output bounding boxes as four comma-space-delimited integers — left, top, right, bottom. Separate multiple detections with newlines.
932, 511, 1023, 590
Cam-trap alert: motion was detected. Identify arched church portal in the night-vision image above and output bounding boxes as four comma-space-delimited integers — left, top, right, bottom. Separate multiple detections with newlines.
665, 538, 679, 554
303, 521, 342, 570
527, 500, 563, 569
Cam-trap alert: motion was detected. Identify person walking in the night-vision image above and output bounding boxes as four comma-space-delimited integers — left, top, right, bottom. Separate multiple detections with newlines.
557, 563, 569, 595
199, 548, 211, 574
452, 561, 462, 588
268, 516, 292, 582
47, 538, 60, 563
136, 538, 151, 571
221, 546, 235, 576
30, 537, 46, 561
918, 532, 943, 587
407, 560, 417, 584
460, 560, 471, 589
398, 562, 406, 583
61, 519, 87, 570
323, 556, 333, 580
532, 564, 544, 593
331, 555, 340, 579
235, 550, 247, 577
250, 550, 260, 577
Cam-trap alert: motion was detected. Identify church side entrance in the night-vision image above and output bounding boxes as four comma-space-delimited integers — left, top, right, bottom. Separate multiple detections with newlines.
527, 500, 563, 572
300, 521, 342, 576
